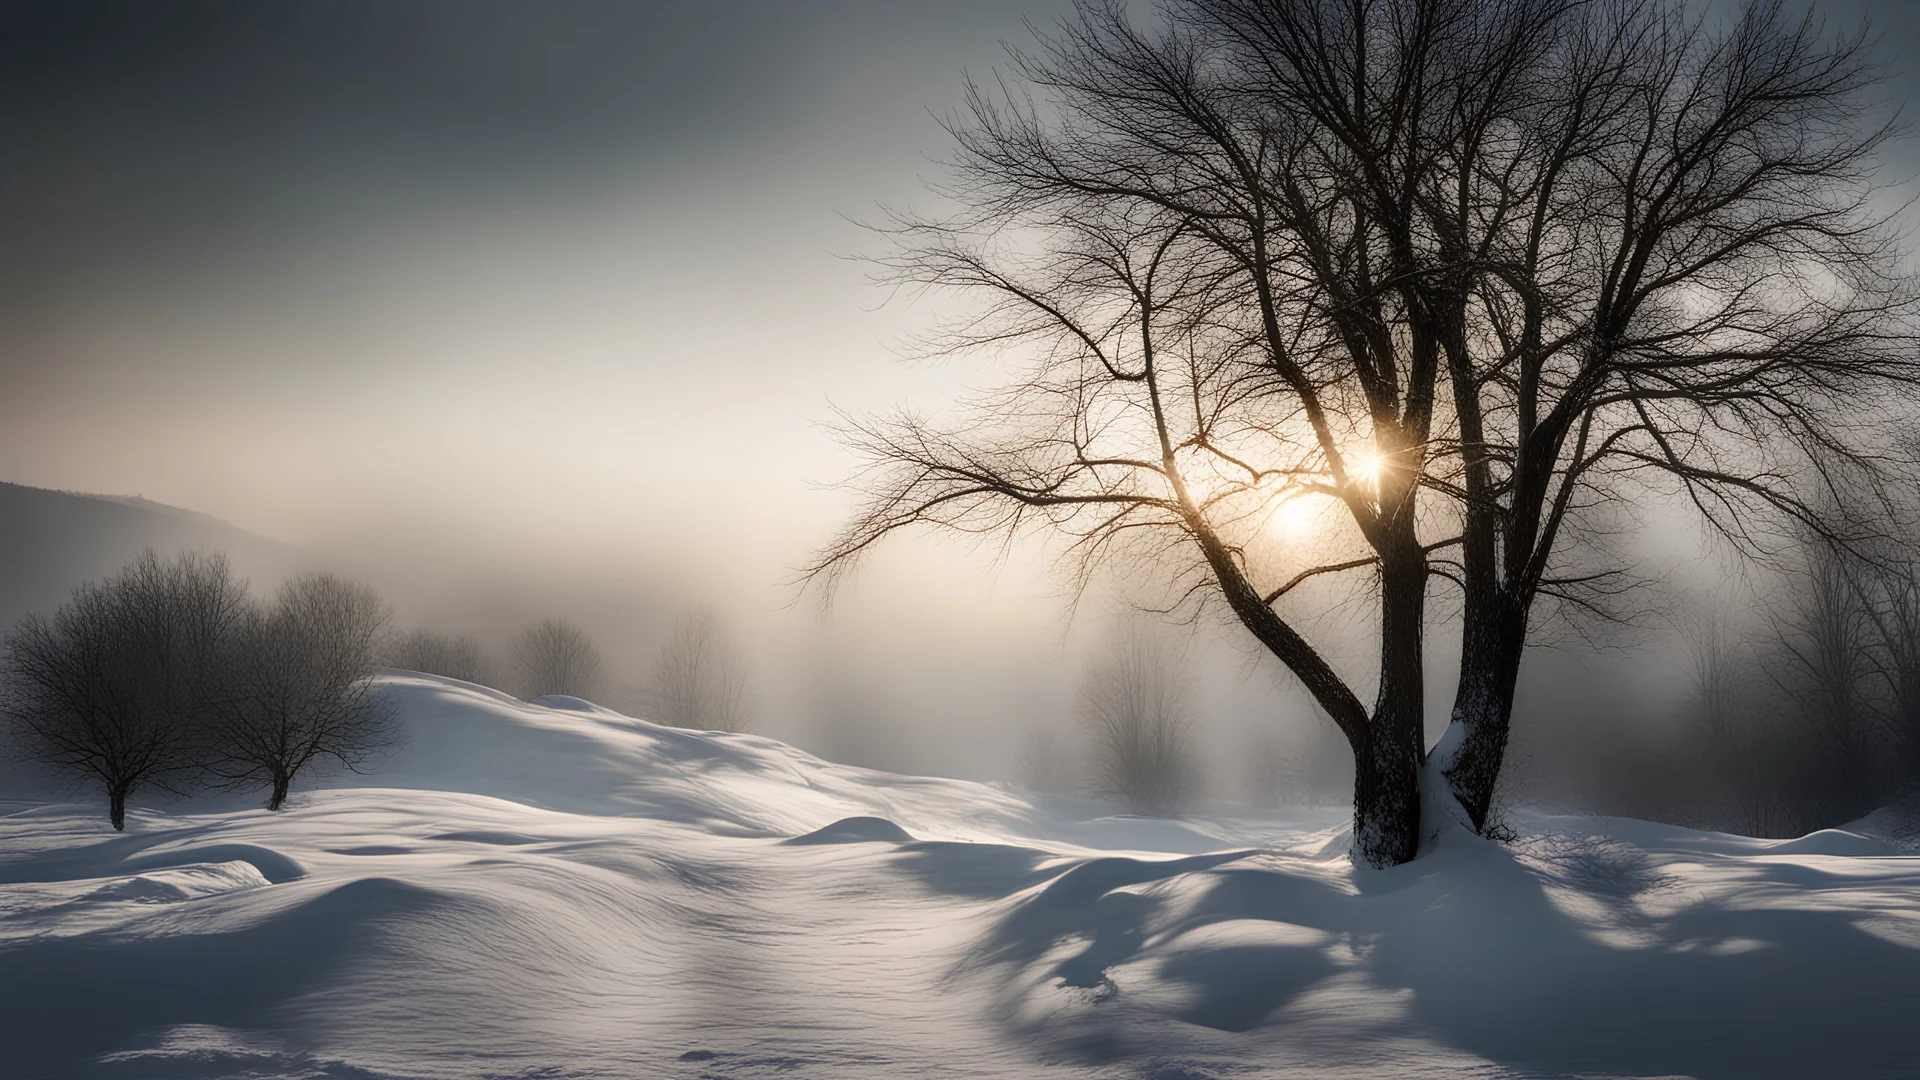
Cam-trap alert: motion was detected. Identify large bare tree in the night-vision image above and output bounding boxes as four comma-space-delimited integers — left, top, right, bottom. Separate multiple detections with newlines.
1375, 0, 1920, 834
808, 0, 1915, 865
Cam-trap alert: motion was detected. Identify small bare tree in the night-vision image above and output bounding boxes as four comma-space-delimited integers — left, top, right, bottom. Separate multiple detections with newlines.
650, 608, 755, 732
1, 550, 246, 829
204, 574, 397, 811
1686, 612, 1739, 756
1244, 717, 1350, 810
1775, 543, 1879, 818
1859, 559, 1920, 790
386, 628, 494, 686
1082, 630, 1202, 816
1243, 733, 1295, 811
1016, 729, 1080, 795
511, 617, 602, 700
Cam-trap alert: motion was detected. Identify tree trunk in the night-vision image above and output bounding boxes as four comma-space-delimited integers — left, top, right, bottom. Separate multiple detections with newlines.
1352, 549, 1427, 867
1353, 716, 1423, 866
1435, 600, 1527, 833
109, 787, 127, 831
268, 772, 291, 812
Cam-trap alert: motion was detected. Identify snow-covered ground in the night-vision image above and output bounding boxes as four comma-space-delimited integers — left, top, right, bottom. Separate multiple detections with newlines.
3, 674, 1918, 1079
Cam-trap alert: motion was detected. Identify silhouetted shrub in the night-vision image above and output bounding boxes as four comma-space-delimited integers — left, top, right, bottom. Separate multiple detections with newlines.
203, 573, 397, 810
511, 617, 602, 700
1016, 729, 1079, 795
1, 550, 246, 828
386, 628, 493, 686
1082, 629, 1201, 817
650, 608, 754, 731
1243, 718, 1350, 811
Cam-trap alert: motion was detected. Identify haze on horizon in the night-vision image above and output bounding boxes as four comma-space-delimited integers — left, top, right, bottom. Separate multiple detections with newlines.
5, 0, 1920, 788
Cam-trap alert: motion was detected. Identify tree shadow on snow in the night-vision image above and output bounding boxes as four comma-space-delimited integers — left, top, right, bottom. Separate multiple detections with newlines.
887, 840, 1064, 900
1365, 837, 1920, 1079
954, 833, 1920, 1079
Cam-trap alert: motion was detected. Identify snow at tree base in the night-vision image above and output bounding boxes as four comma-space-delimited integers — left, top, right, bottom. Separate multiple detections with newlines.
3, 675, 1918, 1080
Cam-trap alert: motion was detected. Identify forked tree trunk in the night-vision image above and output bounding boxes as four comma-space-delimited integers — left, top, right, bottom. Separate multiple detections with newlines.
108, 786, 128, 831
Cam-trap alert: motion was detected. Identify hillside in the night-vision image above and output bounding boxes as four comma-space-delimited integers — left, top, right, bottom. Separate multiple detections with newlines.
1, 674, 1917, 1079
0, 481, 303, 630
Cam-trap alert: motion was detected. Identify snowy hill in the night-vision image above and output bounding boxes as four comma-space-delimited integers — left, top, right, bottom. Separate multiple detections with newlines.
0, 481, 303, 631
2, 674, 1918, 1079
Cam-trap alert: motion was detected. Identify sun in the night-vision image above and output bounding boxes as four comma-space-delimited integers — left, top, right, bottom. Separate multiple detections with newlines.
1273, 497, 1316, 537
1350, 450, 1382, 489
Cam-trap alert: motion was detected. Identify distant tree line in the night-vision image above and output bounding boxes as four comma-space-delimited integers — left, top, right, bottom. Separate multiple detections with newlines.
1, 550, 397, 828
383, 617, 607, 702
1665, 535, 1920, 837
387, 605, 760, 734
385, 628, 494, 686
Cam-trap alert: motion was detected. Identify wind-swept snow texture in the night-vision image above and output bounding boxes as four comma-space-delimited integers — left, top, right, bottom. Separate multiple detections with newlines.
3, 674, 1919, 1079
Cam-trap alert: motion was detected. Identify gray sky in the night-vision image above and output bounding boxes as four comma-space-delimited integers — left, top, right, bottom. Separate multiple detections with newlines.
0, 0, 1130, 781
2, 0, 1917, 783
0, 1, 1060, 565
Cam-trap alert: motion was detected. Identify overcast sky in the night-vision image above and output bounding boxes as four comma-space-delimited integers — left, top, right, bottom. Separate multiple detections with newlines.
0, 0, 1131, 780
0, 1, 1076, 567
3, 0, 1917, 781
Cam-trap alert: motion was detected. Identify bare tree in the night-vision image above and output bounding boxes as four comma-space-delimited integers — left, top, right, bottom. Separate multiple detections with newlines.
650, 607, 755, 732
386, 628, 494, 687
1082, 629, 1202, 816
1, 550, 246, 829
511, 618, 602, 700
1244, 715, 1351, 810
204, 574, 397, 811
1686, 612, 1739, 756
1859, 558, 1920, 791
1243, 732, 1295, 811
1016, 729, 1080, 795
1774, 544, 1878, 818
808, 0, 1917, 864
1406, 0, 1920, 836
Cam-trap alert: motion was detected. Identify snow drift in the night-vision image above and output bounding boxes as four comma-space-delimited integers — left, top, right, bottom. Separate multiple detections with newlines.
2, 673, 1917, 1079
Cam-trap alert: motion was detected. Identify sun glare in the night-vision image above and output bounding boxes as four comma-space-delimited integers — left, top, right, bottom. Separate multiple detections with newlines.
1351, 451, 1381, 488
1274, 498, 1316, 537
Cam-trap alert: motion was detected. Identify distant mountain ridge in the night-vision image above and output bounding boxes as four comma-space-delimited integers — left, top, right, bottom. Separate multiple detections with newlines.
89, 491, 247, 532
0, 481, 304, 629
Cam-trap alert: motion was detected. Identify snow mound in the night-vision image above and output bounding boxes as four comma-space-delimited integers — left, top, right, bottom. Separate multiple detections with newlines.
783, 816, 916, 845
3, 674, 1919, 1080
85, 862, 272, 904
528, 692, 616, 714
1764, 828, 1899, 857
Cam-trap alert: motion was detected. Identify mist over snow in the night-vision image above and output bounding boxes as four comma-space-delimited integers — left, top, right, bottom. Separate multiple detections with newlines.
4, 675, 1919, 1079
9, 0, 1920, 1077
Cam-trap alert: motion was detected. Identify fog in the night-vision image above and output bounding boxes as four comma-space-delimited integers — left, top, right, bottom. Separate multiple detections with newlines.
5, 0, 1920, 805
